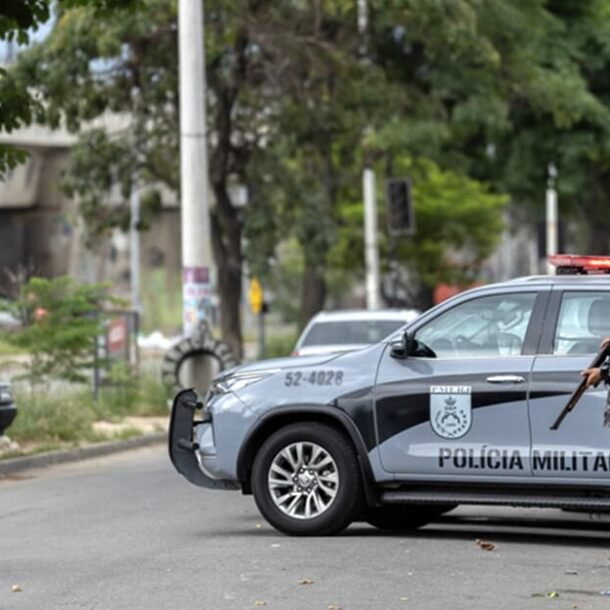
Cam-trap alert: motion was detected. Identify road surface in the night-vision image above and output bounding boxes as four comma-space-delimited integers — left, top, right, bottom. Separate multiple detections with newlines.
1, 446, 610, 609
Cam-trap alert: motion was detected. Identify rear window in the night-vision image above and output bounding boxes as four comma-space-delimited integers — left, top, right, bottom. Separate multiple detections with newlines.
301, 320, 405, 347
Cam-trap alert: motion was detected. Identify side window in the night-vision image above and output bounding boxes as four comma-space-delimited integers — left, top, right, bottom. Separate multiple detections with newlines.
416, 293, 537, 359
553, 292, 610, 355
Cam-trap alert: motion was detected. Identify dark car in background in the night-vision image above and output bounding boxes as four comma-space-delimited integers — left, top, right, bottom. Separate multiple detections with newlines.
0, 380, 16, 435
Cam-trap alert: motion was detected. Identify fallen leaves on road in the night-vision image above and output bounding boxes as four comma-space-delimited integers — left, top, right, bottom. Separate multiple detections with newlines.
475, 538, 496, 551
255, 523, 263, 529
298, 579, 315, 585
327, 605, 342, 610
12, 585, 22, 593
254, 601, 267, 607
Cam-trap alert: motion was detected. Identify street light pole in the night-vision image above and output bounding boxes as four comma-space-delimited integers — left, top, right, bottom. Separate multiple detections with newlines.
178, 0, 213, 335
358, 0, 381, 310
129, 187, 141, 314
546, 163, 558, 275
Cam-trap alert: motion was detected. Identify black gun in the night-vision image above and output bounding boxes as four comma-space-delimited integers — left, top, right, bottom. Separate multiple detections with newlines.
550, 344, 610, 430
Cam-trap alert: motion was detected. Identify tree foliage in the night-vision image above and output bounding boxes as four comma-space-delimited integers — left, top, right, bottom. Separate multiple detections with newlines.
0, 277, 110, 387
0, 0, 141, 177
9, 0, 610, 348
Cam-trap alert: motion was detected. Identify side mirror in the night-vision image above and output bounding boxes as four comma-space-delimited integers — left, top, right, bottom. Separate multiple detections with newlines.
390, 331, 417, 359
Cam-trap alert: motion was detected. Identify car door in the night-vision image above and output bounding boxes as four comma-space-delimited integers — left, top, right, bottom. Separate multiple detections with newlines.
529, 287, 610, 480
374, 289, 547, 478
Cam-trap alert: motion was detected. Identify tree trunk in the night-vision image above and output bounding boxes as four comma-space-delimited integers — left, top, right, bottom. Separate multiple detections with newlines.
207, 28, 249, 362
211, 206, 243, 362
583, 172, 610, 255
588, 221, 610, 255
299, 264, 326, 330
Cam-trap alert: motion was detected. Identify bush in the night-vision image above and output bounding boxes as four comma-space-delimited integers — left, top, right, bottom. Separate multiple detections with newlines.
7, 373, 169, 449
96, 369, 171, 419
0, 276, 112, 388
10, 389, 98, 445
265, 332, 299, 359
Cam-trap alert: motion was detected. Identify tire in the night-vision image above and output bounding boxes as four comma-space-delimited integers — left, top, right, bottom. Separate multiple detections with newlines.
251, 423, 364, 536
365, 503, 457, 531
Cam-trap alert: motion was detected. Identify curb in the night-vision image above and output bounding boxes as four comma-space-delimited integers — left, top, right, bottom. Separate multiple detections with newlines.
0, 432, 166, 477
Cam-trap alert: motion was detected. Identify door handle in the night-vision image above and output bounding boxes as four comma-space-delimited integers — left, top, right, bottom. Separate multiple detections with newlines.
486, 375, 526, 384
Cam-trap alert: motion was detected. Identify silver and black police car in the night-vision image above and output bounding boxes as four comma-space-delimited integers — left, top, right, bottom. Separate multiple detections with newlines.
169, 255, 610, 535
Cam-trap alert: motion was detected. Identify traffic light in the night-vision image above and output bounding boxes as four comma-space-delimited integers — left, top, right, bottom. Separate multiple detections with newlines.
386, 178, 415, 236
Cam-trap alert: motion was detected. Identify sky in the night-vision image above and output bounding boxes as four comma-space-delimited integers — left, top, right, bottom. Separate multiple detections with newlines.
0, 11, 55, 64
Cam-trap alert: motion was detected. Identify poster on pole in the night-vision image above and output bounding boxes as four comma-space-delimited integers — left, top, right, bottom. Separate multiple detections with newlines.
183, 266, 211, 335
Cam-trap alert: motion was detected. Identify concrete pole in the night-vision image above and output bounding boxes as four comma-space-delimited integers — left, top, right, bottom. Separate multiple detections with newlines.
178, 0, 213, 336
358, 0, 380, 309
129, 188, 141, 313
546, 163, 558, 275
364, 168, 381, 309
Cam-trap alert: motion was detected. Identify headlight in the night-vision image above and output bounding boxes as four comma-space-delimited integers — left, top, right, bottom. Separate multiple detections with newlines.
209, 370, 280, 397
0, 387, 12, 403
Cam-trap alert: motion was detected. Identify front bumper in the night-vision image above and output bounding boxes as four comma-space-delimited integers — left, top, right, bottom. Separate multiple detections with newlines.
0, 402, 16, 435
168, 389, 239, 490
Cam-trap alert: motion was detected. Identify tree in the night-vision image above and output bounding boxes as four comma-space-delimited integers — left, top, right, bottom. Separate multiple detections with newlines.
0, 276, 109, 390
365, 0, 610, 255
0, 0, 140, 178
5, 0, 369, 355
487, 0, 610, 254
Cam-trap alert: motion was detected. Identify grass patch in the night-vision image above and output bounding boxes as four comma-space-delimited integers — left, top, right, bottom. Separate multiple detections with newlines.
96, 372, 171, 419
4, 372, 169, 456
9, 389, 98, 445
0, 339, 26, 357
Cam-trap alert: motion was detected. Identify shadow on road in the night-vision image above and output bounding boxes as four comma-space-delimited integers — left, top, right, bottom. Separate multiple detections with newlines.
341, 511, 610, 548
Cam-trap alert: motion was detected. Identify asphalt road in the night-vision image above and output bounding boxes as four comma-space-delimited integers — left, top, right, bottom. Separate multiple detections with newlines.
1, 447, 610, 610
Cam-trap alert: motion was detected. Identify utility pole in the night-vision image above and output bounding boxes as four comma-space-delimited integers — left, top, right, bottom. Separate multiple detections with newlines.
178, 0, 213, 335
364, 168, 381, 309
129, 187, 141, 314
358, 0, 381, 309
546, 163, 558, 275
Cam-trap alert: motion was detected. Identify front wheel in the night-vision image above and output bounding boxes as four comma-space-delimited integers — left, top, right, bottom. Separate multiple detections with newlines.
251, 423, 363, 536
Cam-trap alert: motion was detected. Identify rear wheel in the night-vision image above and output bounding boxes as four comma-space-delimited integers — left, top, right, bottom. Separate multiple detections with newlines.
365, 503, 457, 531
251, 423, 363, 536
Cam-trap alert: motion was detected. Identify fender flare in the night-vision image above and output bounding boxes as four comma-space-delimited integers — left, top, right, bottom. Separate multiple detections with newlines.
236, 404, 379, 505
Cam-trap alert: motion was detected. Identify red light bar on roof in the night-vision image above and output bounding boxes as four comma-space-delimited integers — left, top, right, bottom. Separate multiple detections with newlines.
549, 254, 610, 274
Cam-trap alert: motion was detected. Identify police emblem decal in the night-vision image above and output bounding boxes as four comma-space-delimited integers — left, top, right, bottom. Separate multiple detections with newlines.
430, 385, 472, 439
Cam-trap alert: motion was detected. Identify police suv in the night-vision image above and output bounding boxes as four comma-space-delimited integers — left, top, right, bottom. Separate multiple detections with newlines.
169, 255, 610, 535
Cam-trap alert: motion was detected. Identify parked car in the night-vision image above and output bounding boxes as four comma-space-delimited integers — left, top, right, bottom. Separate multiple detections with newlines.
0, 380, 16, 436
293, 309, 420, 357
0, 310, 20, 331
169, 254, 610, 536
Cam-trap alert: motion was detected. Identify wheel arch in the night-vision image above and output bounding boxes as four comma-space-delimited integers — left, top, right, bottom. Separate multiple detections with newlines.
236, 405, 378, 506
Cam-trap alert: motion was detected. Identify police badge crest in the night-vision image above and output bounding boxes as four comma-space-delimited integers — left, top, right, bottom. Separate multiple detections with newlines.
430, 385, 472, 439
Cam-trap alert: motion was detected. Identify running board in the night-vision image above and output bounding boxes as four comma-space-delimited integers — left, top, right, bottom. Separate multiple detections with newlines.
381, 490, 610, 511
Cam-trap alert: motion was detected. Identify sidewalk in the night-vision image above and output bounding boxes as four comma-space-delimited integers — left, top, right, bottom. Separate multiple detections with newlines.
0, 431, 166, 476
0, 416, 169, 476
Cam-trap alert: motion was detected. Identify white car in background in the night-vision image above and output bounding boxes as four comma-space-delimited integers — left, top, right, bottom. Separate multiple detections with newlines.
293, 309, 420, 357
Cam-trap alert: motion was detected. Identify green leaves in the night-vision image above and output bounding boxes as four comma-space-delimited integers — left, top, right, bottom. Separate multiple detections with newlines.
0, 0, 50, 44
0, 277, 110, 386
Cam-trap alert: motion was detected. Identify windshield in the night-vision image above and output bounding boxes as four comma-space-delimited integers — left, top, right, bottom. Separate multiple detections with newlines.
301, 320, 406, 347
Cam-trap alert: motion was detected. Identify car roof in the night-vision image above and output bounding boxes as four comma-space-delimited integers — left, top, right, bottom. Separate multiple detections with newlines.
308, 309, 419, 322
497, 275, 610, 288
